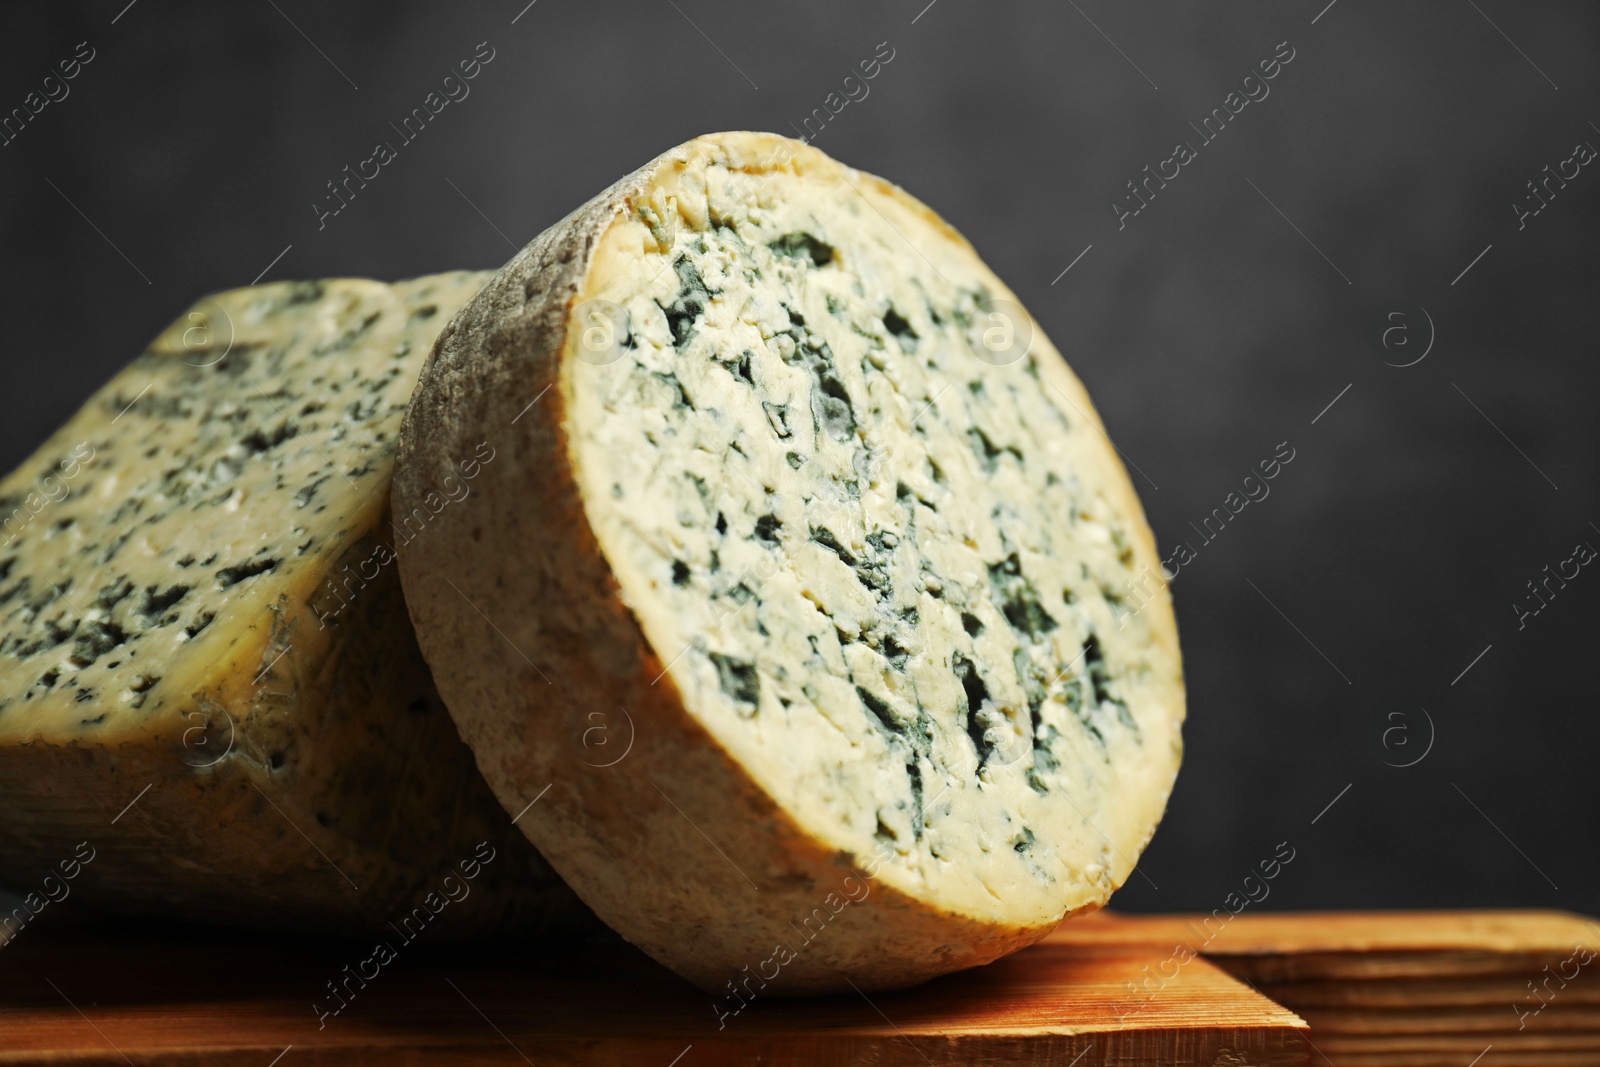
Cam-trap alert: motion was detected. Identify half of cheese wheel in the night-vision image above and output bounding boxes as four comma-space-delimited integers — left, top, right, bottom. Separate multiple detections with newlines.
0, 274, 586, 938
396, 133, 1184, 991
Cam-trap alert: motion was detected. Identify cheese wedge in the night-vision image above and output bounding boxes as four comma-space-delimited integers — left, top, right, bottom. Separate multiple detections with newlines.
0, 273, 584, 937
396, 133, 1184, 990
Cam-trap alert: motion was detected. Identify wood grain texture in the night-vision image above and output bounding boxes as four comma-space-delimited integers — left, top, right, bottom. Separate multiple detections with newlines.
1049, 909, 1600, 956
1248, 976, 1600, 1008
0, 917, 1306, 1066
1297, 1003, 1600, 1033
11, 910, 1595, 1065
1046, 910, 1600, 1066
1318, 1055, 1600, 1067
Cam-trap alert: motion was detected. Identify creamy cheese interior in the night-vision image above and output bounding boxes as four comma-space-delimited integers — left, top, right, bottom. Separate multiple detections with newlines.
564, 145, 1182, 925
0, 273, 492, 743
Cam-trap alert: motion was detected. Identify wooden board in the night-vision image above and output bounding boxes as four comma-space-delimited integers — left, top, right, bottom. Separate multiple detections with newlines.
1048, 909, 1600, 958
1296, 1003, 1600, 1034
0, 917, 1307, 1066
1242, 976, 1600, 1009
1047, 909, 1600, 1066
8, 909, 1595, 1065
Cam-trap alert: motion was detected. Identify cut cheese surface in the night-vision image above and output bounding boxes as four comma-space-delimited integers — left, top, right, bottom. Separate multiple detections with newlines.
396, 133, 1183, 991
0, 274, 583, 937
572, 160, 1181, 925
2, 278, 470, 729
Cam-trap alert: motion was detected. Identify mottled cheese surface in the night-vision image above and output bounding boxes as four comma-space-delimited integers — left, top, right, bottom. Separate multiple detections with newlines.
563, 147, 1184, 926
0, 276, 486, 736
0, 272, 581, 937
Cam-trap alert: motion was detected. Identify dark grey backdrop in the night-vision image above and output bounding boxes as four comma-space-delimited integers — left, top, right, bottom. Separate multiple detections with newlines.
2, 1, 1596, 920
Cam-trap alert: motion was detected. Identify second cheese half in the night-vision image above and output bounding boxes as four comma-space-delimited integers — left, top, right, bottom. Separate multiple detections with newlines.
0, 274, 585, 938
396, 132, 1185, 992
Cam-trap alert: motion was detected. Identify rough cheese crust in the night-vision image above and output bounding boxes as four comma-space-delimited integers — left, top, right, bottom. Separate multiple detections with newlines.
0, 274, 585, 937
396, 133, 1184, 991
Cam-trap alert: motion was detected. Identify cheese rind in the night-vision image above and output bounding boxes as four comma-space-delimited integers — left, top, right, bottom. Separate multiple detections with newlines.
0, 274, 586, 937
396, 133, 1184, 990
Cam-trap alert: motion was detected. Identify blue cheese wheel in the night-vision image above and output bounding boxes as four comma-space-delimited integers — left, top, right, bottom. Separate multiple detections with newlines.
0, 274, 585, 937
396, 133, 1184, 990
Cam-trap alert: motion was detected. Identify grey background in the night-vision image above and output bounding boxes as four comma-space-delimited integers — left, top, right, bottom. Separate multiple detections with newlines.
1, 1, 1595, 923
